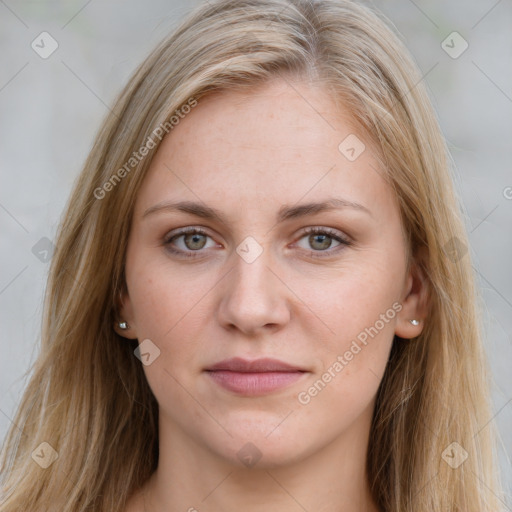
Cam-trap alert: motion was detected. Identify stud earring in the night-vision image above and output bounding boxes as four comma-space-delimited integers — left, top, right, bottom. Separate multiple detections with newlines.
409, 319, 420, 326
118, 321, 129, 330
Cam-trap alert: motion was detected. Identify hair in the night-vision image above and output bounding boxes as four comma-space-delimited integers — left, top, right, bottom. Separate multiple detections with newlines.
0, 0, 505, 510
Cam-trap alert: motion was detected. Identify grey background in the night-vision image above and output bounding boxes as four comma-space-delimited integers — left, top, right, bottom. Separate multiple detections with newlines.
0, 0, 510, 501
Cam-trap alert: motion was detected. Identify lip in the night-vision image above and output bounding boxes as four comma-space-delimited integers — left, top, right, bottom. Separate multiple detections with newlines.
205, 357, 307, 373
204, 357, 308, 396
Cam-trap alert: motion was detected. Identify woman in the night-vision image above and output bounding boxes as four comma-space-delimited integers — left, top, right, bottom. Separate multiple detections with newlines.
0, 0, 505, 511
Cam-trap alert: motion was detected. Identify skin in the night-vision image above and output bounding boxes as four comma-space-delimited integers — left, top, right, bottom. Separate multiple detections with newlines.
117, 76, 428, 512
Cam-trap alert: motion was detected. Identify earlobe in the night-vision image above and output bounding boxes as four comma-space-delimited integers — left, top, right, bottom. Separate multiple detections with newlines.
113, 288, 138, 339
395, 317, 423, 340
113, 318, 138, 339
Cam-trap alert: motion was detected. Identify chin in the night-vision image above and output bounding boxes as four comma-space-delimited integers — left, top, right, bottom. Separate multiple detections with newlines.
208, 427, 308, 470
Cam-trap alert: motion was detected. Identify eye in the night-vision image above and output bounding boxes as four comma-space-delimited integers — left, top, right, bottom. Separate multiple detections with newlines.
294, 227, 351, 257
164, 227, 218, 258
163, 226, 351, 260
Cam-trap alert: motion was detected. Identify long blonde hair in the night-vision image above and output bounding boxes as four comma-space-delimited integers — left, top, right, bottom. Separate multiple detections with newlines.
0, 0, 505, 510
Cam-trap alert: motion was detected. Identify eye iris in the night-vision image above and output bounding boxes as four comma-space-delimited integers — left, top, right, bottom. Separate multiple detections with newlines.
309, 233, 332, 250
184, 233, 207, 250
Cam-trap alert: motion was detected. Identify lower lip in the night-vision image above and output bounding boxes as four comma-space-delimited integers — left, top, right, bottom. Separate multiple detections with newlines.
205, 370, 306, 396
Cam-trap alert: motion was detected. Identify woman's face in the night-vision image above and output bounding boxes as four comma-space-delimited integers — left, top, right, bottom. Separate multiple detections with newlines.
118, 78, 425, 468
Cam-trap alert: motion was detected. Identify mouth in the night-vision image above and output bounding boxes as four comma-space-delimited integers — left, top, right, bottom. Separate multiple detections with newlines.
204, 357, 309, 396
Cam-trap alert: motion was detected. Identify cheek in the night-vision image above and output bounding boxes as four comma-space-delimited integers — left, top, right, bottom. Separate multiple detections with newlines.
291, 253, 402, 341
125, 260, 211, 406
292, 256, 400, 398
294, 312, 395, 436
125, 255, 225, 398
127, 250, 218, 339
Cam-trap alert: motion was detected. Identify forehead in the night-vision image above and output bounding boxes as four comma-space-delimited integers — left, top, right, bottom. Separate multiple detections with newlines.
133, 78, 395, 224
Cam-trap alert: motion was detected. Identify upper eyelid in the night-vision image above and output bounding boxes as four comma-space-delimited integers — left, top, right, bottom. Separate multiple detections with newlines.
165, 226, 210, 238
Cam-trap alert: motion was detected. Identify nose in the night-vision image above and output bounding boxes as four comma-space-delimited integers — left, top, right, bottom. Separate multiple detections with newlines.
216, 245, 291, 336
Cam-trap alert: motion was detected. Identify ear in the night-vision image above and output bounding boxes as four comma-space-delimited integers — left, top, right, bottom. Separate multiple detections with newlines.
395, 246, 430, 339
113, 286, 138, 340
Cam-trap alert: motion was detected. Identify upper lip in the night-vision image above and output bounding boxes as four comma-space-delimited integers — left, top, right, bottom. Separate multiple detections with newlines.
205, 357, 307, 373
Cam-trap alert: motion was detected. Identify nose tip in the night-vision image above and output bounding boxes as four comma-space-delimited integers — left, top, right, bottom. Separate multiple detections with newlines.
216, 245, 291, 335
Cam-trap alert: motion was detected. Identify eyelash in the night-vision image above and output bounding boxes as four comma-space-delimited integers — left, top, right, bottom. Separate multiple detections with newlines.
163, 226, 352, 259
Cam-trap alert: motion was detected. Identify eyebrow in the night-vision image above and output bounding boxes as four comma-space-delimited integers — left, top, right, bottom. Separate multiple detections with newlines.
142, 197, 372, 224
